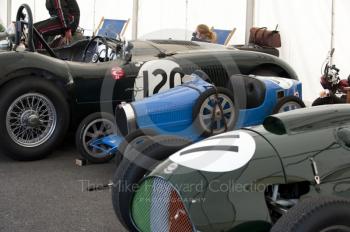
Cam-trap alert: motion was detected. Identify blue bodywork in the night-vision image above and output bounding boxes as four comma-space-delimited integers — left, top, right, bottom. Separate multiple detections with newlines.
236, 76, 303, 127
94, 74, 303, 156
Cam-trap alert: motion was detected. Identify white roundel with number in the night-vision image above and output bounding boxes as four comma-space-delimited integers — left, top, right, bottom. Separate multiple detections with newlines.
169, 131, 256, 173
133, 60, 184, 101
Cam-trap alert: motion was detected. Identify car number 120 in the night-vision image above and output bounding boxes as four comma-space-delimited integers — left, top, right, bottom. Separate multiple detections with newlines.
133, 60, 185, 101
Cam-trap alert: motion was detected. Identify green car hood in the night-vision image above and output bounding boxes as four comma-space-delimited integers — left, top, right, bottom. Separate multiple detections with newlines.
260, 104, 350, 183
132, 129, 285, 232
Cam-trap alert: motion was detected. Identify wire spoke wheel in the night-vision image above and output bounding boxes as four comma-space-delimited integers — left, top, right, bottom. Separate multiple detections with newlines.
273, 96, 305, 114
82, 118, 118, 158
6, 93, 57, 148
277, 101, 303, 113
198, 93, 235, 134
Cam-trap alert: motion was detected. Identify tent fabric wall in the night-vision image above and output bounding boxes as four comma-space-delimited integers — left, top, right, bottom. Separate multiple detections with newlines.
137, 0, 188, 40
9, 0, 133, 37
0, 0, 6, 26
11, 0, 44, 22
137, 0, 247, 44
187, 0, 246, 44
7, 0, 247, 43
333, 0, 350, 83
255, 0, 332, 103
2, 0, 349, 103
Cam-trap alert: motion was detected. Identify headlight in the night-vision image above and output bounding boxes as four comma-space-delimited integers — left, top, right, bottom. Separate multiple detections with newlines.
115, 102, 137, 136
131, 177, 194, 232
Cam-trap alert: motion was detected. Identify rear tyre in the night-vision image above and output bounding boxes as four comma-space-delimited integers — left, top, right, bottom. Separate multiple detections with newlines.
0, 77, 69, 161
312, 96, 345, 106
112, 135, 191, 231
75, 112, 118, 164
271, 197, 350, 232
273, 96, 305, 114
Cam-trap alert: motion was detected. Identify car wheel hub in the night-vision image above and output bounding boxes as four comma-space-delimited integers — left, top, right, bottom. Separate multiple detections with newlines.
21, 110, 40, 128
278, 101, 302, 113
198, 93, 235, 134
6, 93, 57, 148
214, 106, 222, 120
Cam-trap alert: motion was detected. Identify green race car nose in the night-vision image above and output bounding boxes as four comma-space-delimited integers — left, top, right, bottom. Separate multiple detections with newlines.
132, 177, 194, 232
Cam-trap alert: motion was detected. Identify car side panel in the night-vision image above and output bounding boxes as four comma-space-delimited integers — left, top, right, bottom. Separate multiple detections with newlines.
150, 129, 285, 232
171, 50, 298, 82
253, 122, 350, 212
0, 52, 72, 87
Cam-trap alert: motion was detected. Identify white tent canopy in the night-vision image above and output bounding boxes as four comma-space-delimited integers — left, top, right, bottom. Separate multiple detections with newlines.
0, 0, 348, 103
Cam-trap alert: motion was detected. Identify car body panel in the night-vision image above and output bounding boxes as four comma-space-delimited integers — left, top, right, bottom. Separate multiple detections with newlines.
0, 39, 298, 128
236, 76, 302, 128
97, 74, 302, 159
0, 51, 71, 86
136, 129, 284, 232
133, 50, 298, 100
131, 104, 350, 232
261, 105, 350, 184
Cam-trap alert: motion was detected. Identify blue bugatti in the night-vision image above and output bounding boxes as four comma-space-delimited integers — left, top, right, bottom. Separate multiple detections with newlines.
76, 71, 304, 163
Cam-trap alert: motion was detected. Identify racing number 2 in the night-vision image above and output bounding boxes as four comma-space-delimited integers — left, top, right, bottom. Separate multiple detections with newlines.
142, 67, 185, 98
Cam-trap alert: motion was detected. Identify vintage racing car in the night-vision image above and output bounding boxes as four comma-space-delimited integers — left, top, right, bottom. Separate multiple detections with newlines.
114, 104, 350, 232
76, 71, 304, 163
0, 4, 299, 161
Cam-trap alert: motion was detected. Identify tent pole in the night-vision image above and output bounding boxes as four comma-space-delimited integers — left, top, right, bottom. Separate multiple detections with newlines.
92, 0, 96, 36
185, 0, 189, 40
34, 0, 36, 22
245, 0, 255, 45
7, 0, 11, 25
132, 0, 139, 40
330, 0, 335, 64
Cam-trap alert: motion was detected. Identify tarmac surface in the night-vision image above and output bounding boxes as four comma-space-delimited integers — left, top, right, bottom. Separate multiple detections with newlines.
0, 138, 127, 232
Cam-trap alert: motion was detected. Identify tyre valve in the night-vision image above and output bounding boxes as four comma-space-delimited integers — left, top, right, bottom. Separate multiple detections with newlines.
310, 158, 321, 185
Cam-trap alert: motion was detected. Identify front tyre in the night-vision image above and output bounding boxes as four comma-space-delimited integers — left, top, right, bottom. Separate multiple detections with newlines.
0, 77, 69, 161
114, 128, 158, 167
271, 197, 350, 232
112, 135, 191, 231
75, 112, 118, 164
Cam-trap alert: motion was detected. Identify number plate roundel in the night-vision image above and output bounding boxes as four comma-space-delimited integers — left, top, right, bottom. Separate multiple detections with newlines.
134, 60, 184, 101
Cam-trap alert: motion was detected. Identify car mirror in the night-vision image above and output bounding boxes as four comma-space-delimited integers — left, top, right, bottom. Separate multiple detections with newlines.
122, 41, 133, 63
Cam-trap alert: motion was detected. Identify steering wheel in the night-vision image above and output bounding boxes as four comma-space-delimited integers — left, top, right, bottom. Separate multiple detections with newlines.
15, 4, 35, 52
82, 36, 109, 63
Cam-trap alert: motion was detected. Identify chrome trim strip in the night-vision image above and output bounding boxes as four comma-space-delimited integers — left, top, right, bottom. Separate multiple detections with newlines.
121, 102, 137, 133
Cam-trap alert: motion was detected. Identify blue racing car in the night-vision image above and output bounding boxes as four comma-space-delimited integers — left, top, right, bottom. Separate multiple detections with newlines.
76, 71, 304, 163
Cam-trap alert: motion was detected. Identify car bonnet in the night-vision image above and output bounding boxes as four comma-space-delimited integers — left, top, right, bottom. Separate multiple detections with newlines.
131, 129, 284, 232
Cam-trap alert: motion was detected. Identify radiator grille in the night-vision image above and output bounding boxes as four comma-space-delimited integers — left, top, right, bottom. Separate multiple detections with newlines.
132, 178, 193, 232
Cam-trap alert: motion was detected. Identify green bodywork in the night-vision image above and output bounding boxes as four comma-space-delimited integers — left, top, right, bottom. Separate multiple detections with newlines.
0, 24, 5, 32
132, 105, 350, 232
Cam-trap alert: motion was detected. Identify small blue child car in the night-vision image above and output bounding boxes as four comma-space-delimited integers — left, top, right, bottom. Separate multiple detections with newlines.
76, 71, 304, 163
